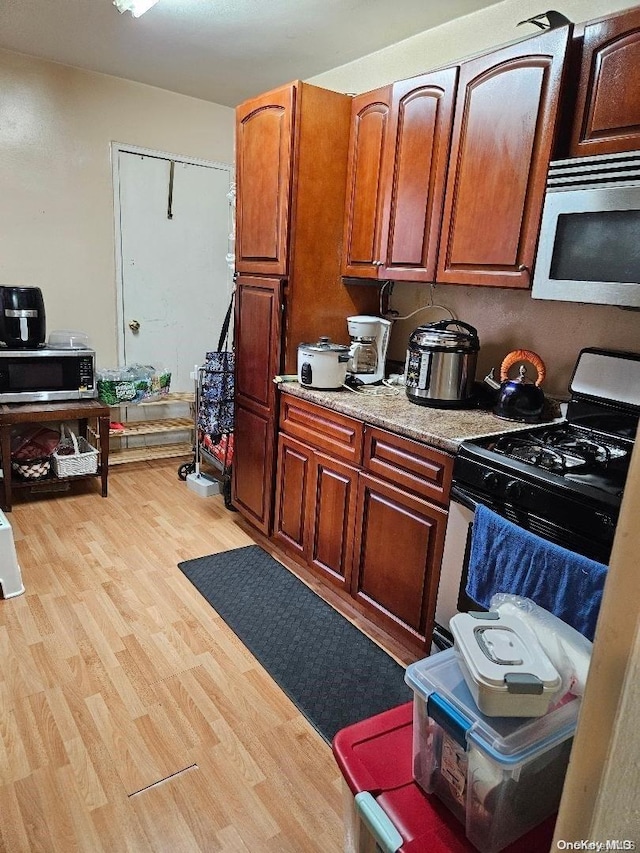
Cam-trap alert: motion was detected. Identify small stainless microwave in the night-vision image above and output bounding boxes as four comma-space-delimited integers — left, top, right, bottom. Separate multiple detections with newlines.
0, 348, 97, 403
532, 149, 640, 308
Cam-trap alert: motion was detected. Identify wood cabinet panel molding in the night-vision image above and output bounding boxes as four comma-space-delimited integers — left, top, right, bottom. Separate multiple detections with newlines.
279, 395, 364, 464
276, 395, 451, 652
308, 452, 358, 589
352, 472, 448, 644
364, 426, 453, 506
378, 67, 458, 281
342, 88, 392, 278
235, 84, 295, 275
437, 25, 570, 288
570, 7, 640, 156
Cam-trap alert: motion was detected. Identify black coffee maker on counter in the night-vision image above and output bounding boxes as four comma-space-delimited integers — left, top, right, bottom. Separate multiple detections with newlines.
0, 286, 47, 348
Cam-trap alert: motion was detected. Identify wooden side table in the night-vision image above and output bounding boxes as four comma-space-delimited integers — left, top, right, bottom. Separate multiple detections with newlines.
0, 399, 110, 512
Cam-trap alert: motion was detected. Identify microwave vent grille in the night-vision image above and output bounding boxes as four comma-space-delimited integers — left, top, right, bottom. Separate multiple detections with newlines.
547, 149, 640, 190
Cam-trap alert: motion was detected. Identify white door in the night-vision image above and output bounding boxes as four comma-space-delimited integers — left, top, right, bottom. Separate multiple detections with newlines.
116, 150, 233, 393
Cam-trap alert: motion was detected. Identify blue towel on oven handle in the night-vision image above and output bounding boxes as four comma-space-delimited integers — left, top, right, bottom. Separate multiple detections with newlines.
465, 504, 608, 642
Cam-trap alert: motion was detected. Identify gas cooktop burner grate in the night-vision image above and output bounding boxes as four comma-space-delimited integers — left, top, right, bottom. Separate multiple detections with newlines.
491, 428, 628, 474
539, 427, 628, 463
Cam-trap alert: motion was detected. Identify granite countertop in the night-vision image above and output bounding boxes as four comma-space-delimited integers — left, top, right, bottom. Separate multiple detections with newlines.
278, 381, 562, 454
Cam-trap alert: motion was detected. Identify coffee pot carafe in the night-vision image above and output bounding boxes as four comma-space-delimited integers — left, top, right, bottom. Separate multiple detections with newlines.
346, 315, 392, 384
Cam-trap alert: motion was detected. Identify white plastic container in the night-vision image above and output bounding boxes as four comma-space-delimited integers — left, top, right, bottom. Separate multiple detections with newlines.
48, 329, 90, 349
450, 611, 562, 717
405, 648, 579, 853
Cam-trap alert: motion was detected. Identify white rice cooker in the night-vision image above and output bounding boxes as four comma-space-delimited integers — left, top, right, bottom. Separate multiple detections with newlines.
297, 337, 350, 390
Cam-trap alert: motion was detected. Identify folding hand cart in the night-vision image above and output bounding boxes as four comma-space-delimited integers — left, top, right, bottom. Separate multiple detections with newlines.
178, 293, 235, 510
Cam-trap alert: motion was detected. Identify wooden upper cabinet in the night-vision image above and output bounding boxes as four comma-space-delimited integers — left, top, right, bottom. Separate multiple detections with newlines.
436, 25, 571, 289
235, 84, 295, 276
570, 7, 640, 156
341, 70, 457, 282
378, 67, 458, 281
341, 87, 392, 278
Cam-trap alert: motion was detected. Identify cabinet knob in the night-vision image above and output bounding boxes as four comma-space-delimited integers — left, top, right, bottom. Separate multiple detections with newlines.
518, 264, 529, 273
129, 320, 141, 333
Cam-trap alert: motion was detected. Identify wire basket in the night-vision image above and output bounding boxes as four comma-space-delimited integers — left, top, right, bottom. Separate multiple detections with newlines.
51, 425, 99, 478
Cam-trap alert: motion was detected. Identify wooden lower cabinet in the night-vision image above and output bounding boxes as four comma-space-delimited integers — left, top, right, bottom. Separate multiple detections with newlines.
232, 276, 283, 535
274, 400, 452, 652
233, 400, 276, 534
351, 473, 448, 649
274, 434, 357, 590
308, 453, 358, 589
274, 434, 312, 559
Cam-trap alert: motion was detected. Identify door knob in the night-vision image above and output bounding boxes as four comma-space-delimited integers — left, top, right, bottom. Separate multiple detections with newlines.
129, 320, 140, 332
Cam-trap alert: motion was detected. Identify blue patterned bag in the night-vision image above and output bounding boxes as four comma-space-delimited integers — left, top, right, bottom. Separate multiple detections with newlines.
197, 293, 235, 439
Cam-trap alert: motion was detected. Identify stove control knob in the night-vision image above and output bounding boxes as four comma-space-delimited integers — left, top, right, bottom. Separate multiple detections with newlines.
596, 512, 615, 531
505, 479, 523, 501
482, 472, 499, 490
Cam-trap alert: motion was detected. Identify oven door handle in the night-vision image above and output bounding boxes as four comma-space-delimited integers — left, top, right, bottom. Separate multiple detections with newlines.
450, 483, 481, 513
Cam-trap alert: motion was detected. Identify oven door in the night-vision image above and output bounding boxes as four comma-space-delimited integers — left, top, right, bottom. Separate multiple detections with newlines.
432, 478, 613, 650
433, 485, 479, 650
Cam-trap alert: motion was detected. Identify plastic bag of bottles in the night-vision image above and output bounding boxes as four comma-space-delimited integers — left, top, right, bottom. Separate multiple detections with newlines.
97, 364, 171, 405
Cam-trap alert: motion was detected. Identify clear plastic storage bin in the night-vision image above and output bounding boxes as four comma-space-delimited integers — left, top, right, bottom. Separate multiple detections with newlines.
404, 648, 580, 853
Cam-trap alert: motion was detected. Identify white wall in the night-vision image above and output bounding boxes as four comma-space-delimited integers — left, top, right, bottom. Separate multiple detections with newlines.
0, 49, 234, 369
310, 0, 635, 95
309, 0, 640, 398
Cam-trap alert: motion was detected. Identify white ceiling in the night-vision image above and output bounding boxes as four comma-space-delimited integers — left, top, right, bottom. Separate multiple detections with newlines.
0, 0, 505, 108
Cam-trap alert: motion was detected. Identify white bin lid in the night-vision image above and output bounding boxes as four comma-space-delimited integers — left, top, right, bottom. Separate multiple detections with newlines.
405, 648, 580, 766
451, 612, 562, 693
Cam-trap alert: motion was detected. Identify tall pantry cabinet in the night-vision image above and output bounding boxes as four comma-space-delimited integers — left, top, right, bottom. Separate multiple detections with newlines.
233, 81, 378, 534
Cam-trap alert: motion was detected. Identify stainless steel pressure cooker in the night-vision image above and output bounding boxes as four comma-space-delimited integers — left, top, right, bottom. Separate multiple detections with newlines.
404, 320, 480, 407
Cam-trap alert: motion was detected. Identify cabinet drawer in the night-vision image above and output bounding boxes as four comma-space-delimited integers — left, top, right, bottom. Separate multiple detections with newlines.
279, 395, 363, 465
364, 426, 453, 506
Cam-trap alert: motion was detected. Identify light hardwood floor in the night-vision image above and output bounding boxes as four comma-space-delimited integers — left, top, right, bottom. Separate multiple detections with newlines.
0, 460, 374, 852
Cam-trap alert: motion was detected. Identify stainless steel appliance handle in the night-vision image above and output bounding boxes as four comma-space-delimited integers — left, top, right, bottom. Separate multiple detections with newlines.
450, 483, 482, 511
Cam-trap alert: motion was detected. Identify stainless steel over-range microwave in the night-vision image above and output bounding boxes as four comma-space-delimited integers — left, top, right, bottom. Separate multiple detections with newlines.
0, 348, 97, 403
532, 149, 640, 308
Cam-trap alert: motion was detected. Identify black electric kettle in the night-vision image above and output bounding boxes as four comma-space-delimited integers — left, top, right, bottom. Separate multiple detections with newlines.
485, 349, 546, 423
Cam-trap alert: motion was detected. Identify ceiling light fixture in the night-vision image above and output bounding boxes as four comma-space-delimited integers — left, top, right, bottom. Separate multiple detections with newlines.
113, 0, 160, 18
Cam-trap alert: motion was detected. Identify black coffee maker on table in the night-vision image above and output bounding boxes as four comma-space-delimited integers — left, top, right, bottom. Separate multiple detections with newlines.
0, 286, 46, 348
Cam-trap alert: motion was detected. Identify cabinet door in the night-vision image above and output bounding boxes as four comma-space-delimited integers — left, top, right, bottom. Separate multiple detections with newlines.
341, 87, 392, 278
437, 26, 570, 289
351, 473, 448, 650
570, 8, 640, 156
378, 67, 458, 282
307, 451, 358, 591
233, 401, 275, 534
273, 434, 313, 559
235, 83, 295, 275
232, 276, 283, 533
274, 436, 357, 590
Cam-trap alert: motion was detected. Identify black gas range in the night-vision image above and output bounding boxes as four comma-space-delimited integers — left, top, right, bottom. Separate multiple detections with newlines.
452, 348, 640, 564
